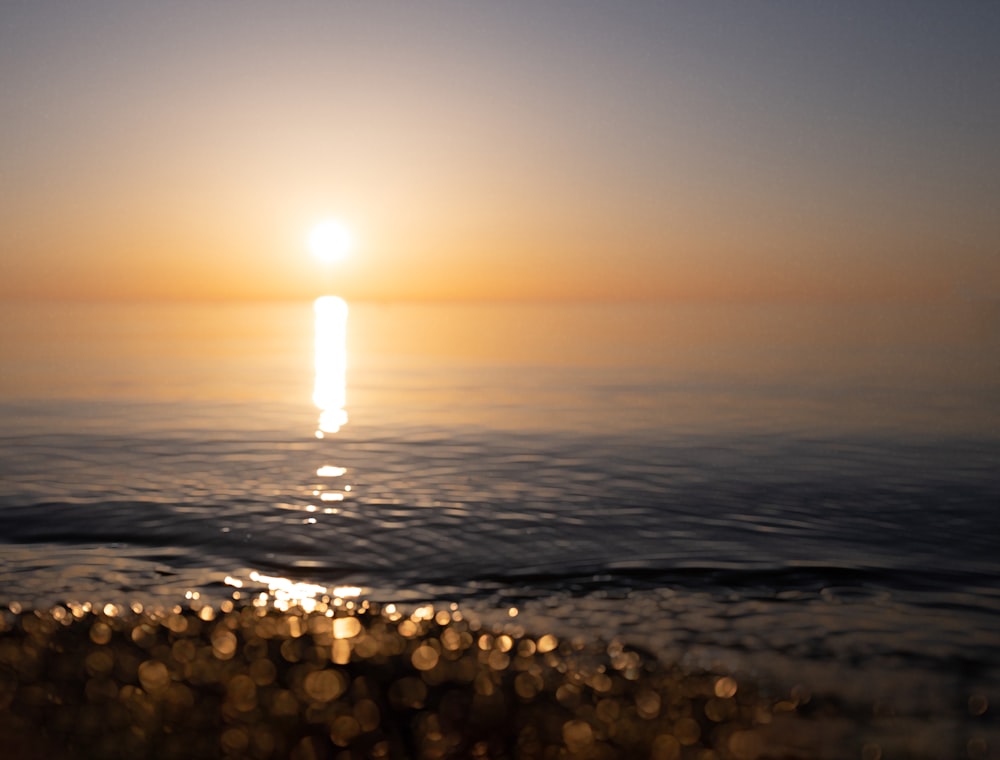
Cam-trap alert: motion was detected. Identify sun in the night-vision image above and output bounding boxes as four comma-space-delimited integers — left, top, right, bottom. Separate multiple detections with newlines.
308, 220, 352, 263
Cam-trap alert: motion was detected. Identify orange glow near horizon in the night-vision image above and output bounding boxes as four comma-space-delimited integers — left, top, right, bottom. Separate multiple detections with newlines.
0, 208, 972, 304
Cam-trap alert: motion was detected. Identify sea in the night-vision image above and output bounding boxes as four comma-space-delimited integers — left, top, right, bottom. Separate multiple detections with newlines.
1, 297, 998, 758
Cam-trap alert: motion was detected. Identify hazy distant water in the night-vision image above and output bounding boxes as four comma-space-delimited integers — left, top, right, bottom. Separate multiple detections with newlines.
1, 298, 999, 755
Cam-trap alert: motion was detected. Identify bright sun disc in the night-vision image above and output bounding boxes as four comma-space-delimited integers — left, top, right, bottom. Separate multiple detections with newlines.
309, 220, 352, 262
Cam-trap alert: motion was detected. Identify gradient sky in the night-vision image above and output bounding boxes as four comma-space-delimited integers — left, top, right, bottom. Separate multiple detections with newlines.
2, 1, 999, 302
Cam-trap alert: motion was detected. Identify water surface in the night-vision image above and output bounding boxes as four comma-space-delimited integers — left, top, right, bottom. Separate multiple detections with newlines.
1, 298, 998, 756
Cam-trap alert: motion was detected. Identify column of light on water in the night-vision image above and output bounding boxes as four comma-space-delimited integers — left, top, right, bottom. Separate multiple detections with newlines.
313, 295, 348, 437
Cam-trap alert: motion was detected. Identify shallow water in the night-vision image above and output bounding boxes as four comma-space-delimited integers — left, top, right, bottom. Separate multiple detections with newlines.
1, 298, 999, 757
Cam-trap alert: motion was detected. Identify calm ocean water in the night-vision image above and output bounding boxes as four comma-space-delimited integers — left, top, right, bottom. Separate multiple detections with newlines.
1, 298, 999, 756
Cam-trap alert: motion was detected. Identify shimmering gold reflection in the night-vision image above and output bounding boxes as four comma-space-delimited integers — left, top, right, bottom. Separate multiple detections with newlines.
310, 295, 352, 504
221, 572, 365, 614
313, 296, 348, 436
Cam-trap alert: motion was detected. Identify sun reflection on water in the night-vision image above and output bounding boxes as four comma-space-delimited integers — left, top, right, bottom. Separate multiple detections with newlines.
217, 296, 363, 640
312, 296, 348, 436
310, 295, 352, 509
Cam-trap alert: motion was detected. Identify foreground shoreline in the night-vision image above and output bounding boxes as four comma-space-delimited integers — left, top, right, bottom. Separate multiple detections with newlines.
0, 597, 841, 760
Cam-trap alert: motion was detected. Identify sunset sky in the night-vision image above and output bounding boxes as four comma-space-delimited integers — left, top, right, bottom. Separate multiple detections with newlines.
2, 1, 998, 303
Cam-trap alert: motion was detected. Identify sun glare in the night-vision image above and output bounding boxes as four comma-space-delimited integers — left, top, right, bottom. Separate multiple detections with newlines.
309, 220, 352, 263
